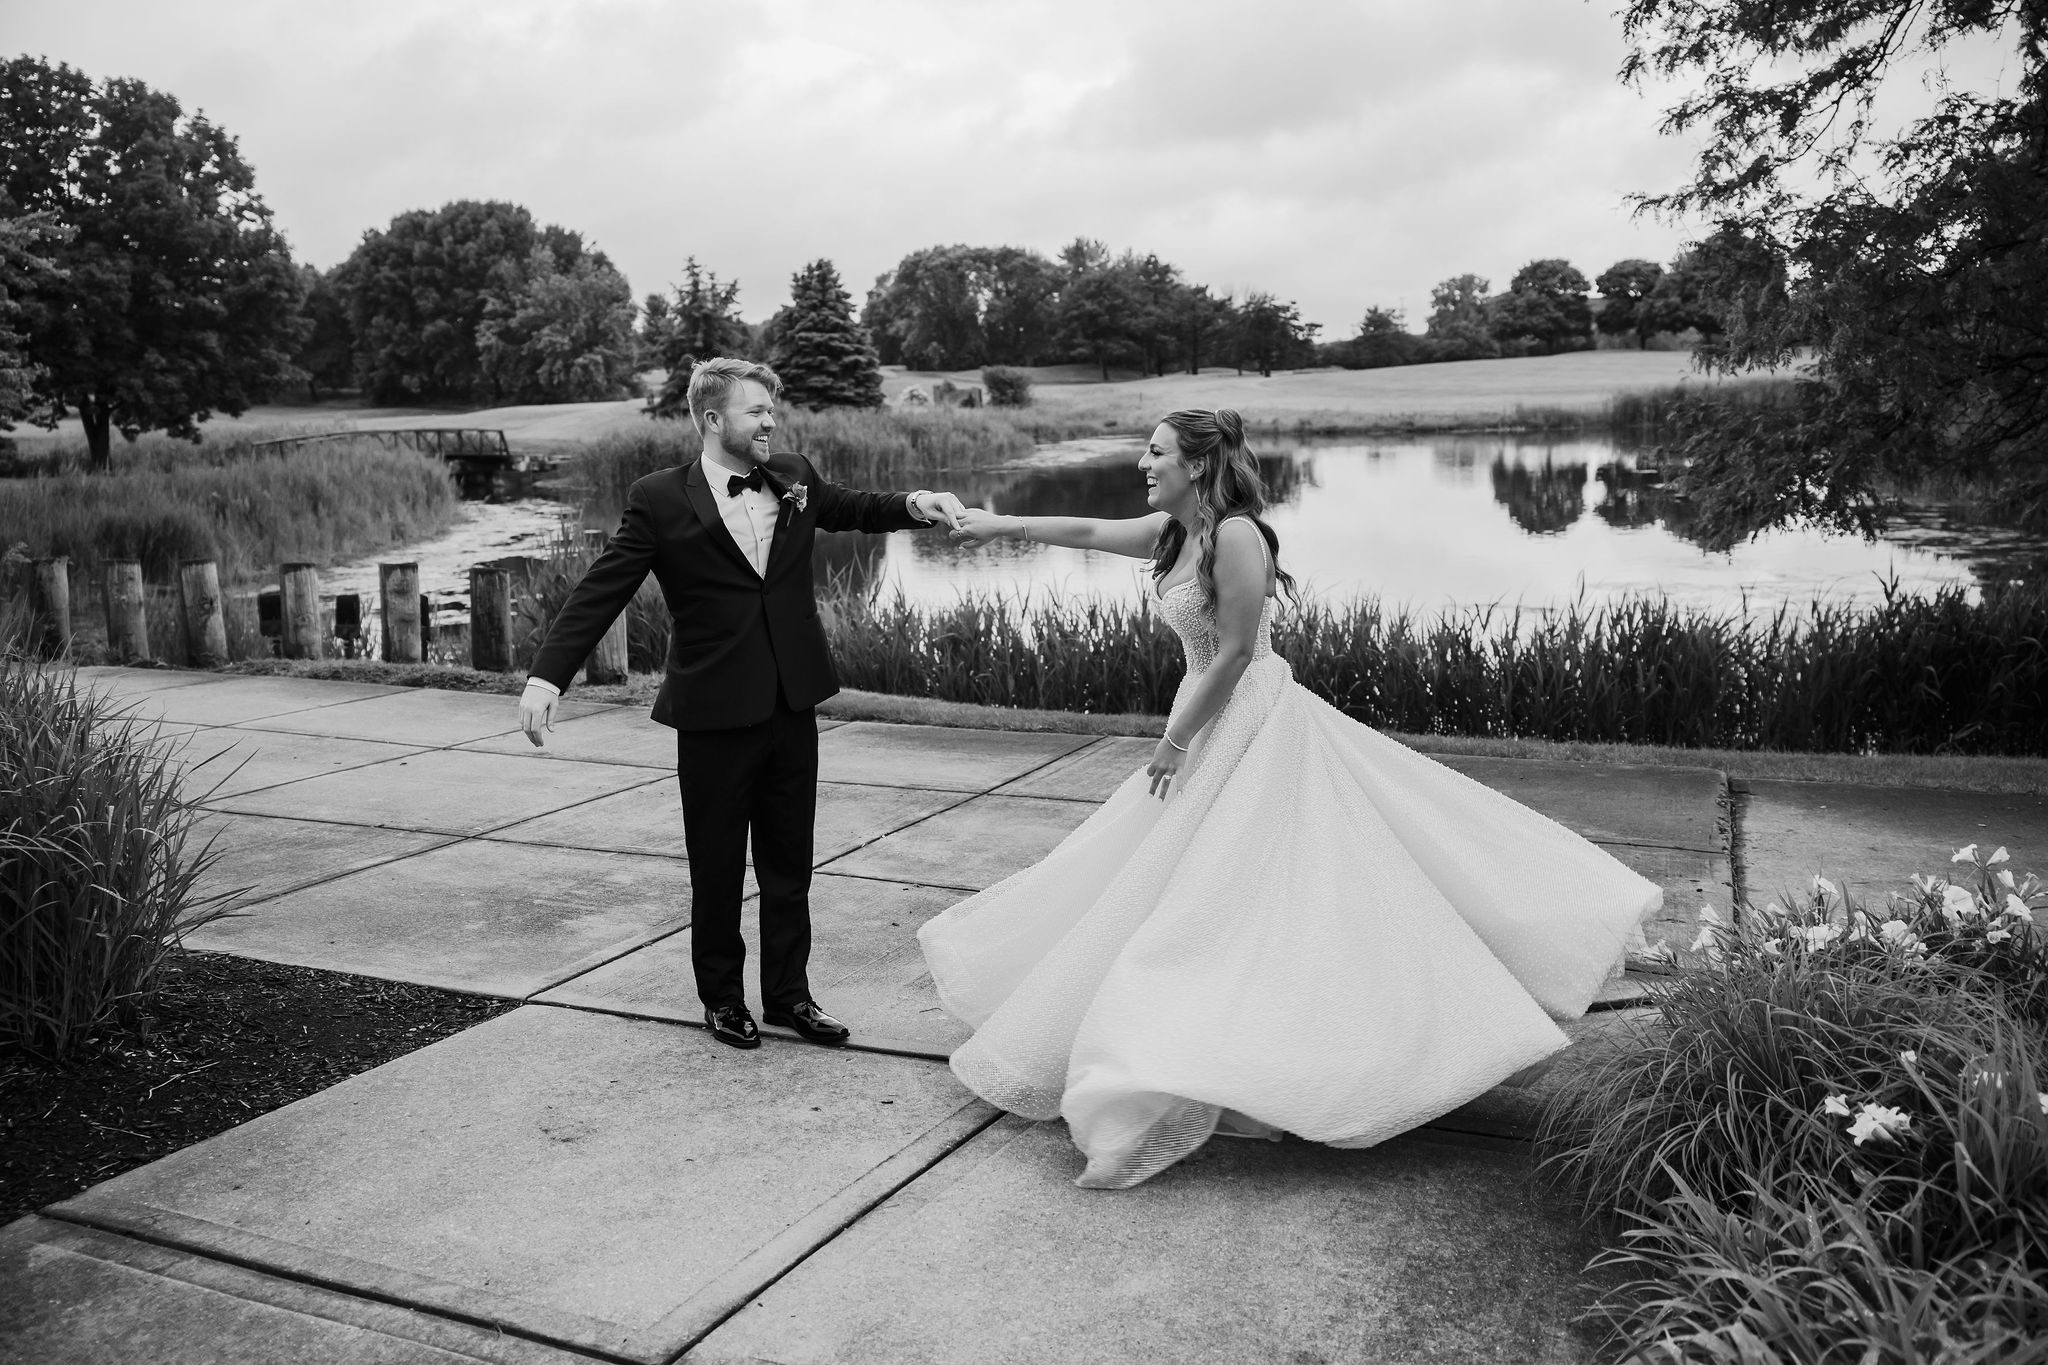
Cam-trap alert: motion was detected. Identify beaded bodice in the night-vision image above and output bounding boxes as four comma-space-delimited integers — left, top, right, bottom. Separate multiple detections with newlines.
1157, 579, 1276, 675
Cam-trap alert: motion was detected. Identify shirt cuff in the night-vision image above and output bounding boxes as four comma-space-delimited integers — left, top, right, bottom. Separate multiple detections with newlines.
907, 490, 934, 523
523, 676, 560, 697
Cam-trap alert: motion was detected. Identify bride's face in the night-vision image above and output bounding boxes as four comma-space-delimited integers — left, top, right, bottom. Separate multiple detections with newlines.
1140, 424, 1200, 514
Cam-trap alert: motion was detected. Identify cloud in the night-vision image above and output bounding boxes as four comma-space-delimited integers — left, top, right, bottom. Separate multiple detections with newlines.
8, 0, 1707, 331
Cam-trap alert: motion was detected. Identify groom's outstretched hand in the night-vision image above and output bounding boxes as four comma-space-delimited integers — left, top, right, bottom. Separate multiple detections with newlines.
519, 677, 559, 747
911, 490, 967, 529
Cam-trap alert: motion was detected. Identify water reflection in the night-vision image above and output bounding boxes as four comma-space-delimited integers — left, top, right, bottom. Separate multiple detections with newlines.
559, 433, 2021, 612
1594, 462, 1702, 542
1489, 459, 1586, 536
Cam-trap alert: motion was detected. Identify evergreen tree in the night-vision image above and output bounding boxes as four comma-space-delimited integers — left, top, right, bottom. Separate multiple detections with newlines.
770, 259, 883, 409
646, 258, 745, 418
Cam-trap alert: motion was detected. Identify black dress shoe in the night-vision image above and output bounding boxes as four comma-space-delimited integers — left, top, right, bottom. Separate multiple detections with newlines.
705, 1004, 760, 1049
762, 999, 850, 1046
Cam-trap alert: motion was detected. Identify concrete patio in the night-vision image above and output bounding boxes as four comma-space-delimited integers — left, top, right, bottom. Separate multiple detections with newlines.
8, 665, 2041, 1364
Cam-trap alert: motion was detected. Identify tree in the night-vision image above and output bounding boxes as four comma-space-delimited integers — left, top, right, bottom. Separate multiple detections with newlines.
335, 200, 540, 404
475, 246, 637, 403
0, 57, 303, 468
0, 213, 64, 430
861, 244, 1065, 370
1595, 259, 1666, 349
1056, 252, 1141, 380
769, 258, 883, 409
1172, 285, 1236, 374
1234, 293, 1320, 376
1492, 259, 1593, 355
292, 264, 355, 401
645, 258, 745, 418
1424, 274, 1499, 360
1335, 306, 1423, 369
1621, 0, 2048, 546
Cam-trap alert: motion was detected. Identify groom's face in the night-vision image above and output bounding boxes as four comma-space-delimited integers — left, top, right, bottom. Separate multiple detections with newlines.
709, 380, 777, 465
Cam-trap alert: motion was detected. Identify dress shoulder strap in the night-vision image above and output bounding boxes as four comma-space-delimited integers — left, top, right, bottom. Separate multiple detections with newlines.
1220, 514, 1276, 592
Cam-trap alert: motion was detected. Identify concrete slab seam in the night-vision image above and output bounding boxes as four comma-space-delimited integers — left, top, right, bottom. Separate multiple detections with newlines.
199, 827, 470, 914
38, 1204, 641, 1365
201, 770, 675, 840
632, 1099, 1005, 1363
525, 997, 954, 1065
9, 1217, 610, 1365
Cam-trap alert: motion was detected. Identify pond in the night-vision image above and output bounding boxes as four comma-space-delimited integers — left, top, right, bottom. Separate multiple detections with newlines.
363, 433, 2047, 625
850, 434, 2039, 613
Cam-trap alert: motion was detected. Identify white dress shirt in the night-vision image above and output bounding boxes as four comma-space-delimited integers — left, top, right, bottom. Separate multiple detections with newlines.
701, 453, 783, 578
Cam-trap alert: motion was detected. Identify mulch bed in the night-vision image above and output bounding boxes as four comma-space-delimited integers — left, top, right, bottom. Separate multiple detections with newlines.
0, 951, 513, 1226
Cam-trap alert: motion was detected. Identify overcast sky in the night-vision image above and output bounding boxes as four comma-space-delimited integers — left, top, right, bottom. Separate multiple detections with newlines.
9, 0, 1727, 333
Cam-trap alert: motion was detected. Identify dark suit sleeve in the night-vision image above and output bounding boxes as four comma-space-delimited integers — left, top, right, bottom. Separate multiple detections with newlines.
529, 481, 658, 692
802, 457, 928, 535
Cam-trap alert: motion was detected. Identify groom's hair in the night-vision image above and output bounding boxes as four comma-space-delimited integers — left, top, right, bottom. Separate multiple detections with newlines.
687, 358, 782, 431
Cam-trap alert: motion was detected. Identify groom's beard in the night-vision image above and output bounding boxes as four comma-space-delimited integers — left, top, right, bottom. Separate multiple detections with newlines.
717, 424, 767, 465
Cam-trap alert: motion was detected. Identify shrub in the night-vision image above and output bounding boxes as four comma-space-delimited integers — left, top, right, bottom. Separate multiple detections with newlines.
0, 659, 236, 1059
982, 366, 1033, 408
0, 428, 458, 588
1537, 851, 2048, 1359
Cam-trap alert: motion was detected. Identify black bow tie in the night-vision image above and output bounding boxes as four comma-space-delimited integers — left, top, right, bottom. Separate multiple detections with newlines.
726, 466, 771, 498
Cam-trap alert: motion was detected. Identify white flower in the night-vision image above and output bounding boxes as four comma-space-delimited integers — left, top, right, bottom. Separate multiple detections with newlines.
2038, 1093, 2048, 1116
1847, 1103, 1913, 1146
1969, 1068, 2005, 1089
1899, 1050, 1918, 1066
1848, 912, 1875, 941
1912, 873, 1937, 895
1989, 846, 2010, 866
1813, 875, 1839, 897
1988, 927, 2014, 945
1698, 905, 1724, 928
2004, 896, 2035, 924
1880, 919, 1914, 944
1800, 924, 1842, 952
1998, 870, 2017, 890
1759, 937, 1784, 957
1688, 927, 1715, 953
1821, 1094, 1853, 1117
1942, 885, 1978, 922
782, 482, 809, 512
1954, 844, 1980, 864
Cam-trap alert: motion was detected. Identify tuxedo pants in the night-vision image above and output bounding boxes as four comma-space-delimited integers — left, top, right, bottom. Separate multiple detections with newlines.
674, 699, 818, 1011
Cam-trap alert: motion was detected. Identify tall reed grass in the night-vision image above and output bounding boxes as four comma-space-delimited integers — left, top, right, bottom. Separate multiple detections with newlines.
1537, 855, 2048, 1357
795, 580, 2048, 755
0, 658, 236, 1059
1605, 377, 1807, 443
0, 428, 459, 590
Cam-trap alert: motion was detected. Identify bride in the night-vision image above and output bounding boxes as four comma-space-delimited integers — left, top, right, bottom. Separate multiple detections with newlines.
918, 408, 1660, 1189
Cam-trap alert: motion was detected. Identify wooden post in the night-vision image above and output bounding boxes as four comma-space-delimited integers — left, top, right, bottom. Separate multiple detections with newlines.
377, 562, 421, 663
32, 556, 71, 656
178, 559, 229, 667
469, 565, 513, 672
279, 562, 323, 660
104, 560, 149, 663
583, 529, 629, 684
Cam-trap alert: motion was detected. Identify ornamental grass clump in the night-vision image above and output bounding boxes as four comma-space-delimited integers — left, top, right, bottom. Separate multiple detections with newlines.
1538, 850, 2048, 1359
0, 658, 236, 1059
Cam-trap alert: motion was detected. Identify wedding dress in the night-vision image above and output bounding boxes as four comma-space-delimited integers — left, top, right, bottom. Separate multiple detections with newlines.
918, 522, 1661, 1188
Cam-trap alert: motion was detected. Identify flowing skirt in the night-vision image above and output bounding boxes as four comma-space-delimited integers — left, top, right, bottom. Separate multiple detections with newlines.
918, 654, 1661, 1188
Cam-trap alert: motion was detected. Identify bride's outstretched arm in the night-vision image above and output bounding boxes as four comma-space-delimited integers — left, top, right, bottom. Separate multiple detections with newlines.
1145, 518, 1268, 797
950, 508, 1170, 559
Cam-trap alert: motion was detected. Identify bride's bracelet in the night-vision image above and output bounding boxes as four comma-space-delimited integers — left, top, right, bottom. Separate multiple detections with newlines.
1162, 731, 1189, 753
1013, 517, 1031, 543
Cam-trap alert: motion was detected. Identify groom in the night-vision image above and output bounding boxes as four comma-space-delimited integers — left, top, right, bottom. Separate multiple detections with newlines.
518, 357, 965, 1051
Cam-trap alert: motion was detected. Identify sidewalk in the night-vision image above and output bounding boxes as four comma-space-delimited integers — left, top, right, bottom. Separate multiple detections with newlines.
7, 666, 2037, 1364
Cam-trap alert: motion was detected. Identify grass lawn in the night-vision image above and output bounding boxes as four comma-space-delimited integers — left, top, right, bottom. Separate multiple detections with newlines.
12, 352, 1744, 449
208, 659, 2048, 794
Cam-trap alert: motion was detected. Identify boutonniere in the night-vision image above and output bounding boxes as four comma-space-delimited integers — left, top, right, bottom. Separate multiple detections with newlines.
782, 483, 808, 512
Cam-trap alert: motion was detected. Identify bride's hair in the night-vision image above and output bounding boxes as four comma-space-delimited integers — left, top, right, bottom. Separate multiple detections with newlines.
1150, 408, 1297, 611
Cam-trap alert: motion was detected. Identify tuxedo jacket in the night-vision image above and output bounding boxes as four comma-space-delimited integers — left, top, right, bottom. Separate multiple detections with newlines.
530, 453, 924, 730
